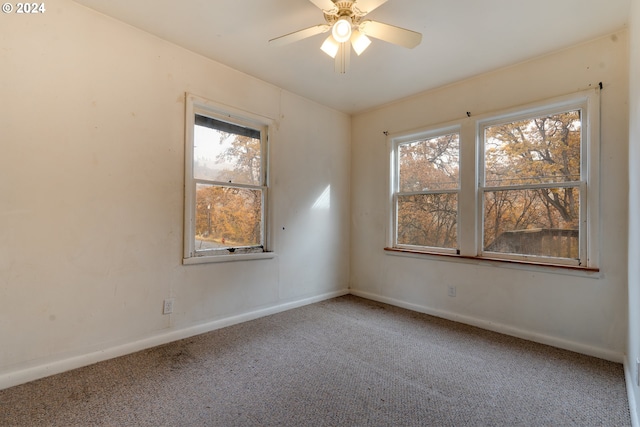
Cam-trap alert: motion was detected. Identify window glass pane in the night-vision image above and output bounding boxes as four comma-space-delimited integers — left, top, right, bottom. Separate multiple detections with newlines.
484, 110, 581, 186
483, 187, 580, 258
397, 194, 457, 249
194, 117, 262, 185
398, 133, 459, 191
195, 183, 263, 251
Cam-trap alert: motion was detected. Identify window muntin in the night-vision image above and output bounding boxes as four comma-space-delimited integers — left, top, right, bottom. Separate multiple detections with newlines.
393, 131, 460, 252
184, 95, 270, 262
480, 109, 585, 264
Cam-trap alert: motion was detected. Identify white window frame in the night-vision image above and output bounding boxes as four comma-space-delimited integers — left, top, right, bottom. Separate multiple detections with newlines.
387, 89, 600, 270
389, 124, 462, 255
183, 93, 274, 265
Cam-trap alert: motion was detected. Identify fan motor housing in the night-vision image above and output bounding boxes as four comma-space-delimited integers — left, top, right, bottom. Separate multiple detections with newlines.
324, 0, 365, 25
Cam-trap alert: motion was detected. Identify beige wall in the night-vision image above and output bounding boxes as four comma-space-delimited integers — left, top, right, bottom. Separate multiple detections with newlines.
351, 32, 629, 361
0, 0, 350, 388
628, 0, 640, 423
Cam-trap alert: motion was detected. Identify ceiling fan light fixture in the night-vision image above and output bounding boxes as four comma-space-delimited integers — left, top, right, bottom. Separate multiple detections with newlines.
320, 35, 340, 58
269, 0, 422, 74
351, 30, 371, 55
331, 16, 352, 43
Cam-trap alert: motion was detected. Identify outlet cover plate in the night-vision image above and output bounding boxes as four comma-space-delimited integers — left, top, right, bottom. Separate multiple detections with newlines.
163, 298, 174, 315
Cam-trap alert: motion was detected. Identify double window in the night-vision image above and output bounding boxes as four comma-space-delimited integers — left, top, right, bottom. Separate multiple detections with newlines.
184, 94, 271, 264
389, 90, 599, 268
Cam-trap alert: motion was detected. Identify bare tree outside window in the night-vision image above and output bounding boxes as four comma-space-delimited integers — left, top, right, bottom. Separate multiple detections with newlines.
193, 116, 265, 253
483, 110, 582, 259
395, 133, 459, 250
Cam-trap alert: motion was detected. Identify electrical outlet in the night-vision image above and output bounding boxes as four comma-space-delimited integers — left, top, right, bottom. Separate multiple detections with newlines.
447, 286, 456, 297
163, 298, 174, 315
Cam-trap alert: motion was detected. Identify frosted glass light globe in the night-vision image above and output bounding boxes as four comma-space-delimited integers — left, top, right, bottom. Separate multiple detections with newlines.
332, 17, 352, 43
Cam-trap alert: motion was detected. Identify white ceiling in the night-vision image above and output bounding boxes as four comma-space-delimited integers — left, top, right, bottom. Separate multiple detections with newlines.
72, 0, 630, 114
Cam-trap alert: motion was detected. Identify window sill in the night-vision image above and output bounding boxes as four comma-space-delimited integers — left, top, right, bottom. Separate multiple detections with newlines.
183, 251, 276, 265
383, 247, 600, 278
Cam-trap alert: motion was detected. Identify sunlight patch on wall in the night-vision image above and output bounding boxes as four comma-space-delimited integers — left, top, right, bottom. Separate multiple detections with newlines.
312, 185, 331, 210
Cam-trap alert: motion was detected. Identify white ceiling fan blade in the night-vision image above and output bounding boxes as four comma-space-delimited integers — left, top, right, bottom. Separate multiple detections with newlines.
269, 24, 331, 46
359, 20, 422, 49
308, 0, 338, 13
353, 0, 388, 14
335, 42, 350, 74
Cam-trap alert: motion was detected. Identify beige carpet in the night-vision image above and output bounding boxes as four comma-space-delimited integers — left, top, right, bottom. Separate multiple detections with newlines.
0, 295, 631, 426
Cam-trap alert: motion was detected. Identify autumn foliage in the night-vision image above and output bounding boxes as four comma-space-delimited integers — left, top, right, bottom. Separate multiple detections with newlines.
397, 133, 459, 249
397, 110, 582, 259
194, 131, 263, 249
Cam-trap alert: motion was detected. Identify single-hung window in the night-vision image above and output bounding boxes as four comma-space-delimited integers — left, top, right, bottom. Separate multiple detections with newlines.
184, 94, 271, 264
392, 128, 460, 253
479, 106, 589, 265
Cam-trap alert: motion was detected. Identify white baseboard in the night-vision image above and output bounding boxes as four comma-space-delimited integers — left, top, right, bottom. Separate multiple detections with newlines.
1, 287, 625, 393
625, 356, 640, 427
0, 289, 349, 391
350, 289, 624, 363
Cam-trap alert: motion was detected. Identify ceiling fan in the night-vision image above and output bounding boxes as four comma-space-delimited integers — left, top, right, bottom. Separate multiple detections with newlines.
269, 0, 422, 73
